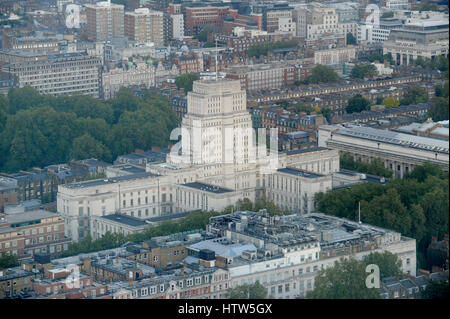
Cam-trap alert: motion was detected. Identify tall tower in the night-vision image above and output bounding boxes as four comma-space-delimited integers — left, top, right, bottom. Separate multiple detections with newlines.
85, 1, 124, 42
179, 79, 253, 166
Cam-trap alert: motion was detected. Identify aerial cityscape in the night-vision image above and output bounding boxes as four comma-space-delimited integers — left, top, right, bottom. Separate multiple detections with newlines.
0, 0, 448, 302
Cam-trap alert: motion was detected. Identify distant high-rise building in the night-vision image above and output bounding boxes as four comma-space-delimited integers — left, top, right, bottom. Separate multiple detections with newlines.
85, 1, 124, 42
125, 8, 165, 46
170, 14, 184, 40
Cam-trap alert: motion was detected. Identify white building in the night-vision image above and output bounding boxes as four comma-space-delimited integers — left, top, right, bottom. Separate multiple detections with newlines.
170, 14, 184, 40
102, 61, 155, 100
265, 168, 332, 214
385, 0, 409, 10
278, 17, 296, 36
357, 19, 403, 44
318, 125, 449, 178
205, 211, 417, 299
383, 20, 449, 66
313, 47, 356, 65
58, 79, 340, 242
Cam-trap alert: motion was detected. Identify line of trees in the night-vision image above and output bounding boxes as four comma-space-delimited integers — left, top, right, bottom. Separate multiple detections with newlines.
306, 252, 402, 299
61, 198, 290, 258
0, 86, 179, 173
351, 63, 378, 79
296, 65, 340, 85
315, 163, 449, 270
247, 40, 299, 59
223, 197, 290, 216
429, 81, 449, 121
61, 210, 223, 258
340, 153, 393, 178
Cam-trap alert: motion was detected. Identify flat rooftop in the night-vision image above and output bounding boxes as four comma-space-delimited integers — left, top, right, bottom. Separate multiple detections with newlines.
285, 146, 329, 156
64, 172, 159, 189
2, 210, 57, 225
182, 182, 233, 194
335, 126, 449, 154
101, 214, 148, 228
277, 167, 325, 178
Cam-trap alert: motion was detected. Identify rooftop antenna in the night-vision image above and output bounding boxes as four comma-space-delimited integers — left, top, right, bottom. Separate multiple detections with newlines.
358, 201, 361, 224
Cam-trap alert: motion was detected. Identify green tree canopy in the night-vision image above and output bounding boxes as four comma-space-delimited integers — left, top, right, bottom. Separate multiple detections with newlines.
421, 280, 449, 299
306, 257, 381, 299
0, 254, 19, 269
351, 63, 378, 79
382, 97, 400, 108
315, 163, 448, 271
0, 87, 178, 173
368, 53, 384, 63
428, 97, 449, 121
340, 153, 393, 178
70, 133, 112, 162
346, 94, 371, 113
305, 65, 340, 84
363, 251, 402, 279
175, 73, 200, 93
346, 32, 356, 45
226, 281, 268, 299
400, 87, 429, 105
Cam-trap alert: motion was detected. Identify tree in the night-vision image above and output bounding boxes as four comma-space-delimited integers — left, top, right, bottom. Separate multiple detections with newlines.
382, 97, 400, 108
306, 257, 381, 299
292, 103, 315, 114
321, 108, 332, 123
175, 73, 200, 93
70, 133, 112, 162
361, 188, 412, 236
340, 154, 392, 178
351, 63, 378, 79
420, 188, 449, 242
0, 254, 19, 269
226, 282, 268, 299
346, 94, 371, 113
381, 12, 394, 18
305, 65, 339, 84
434, 81, 449, 98
316, 163, 448, 271
0, 93, 8, 130
368, 53, 384, 63
363, 251, 402, 279
383, 53, 394, 65
428, 97, 449, 121
421, 280, 449, 299
0, 87, 178, 173
400, 87, 429, 106
7, 86, 44, 114
346, 32, 356, 45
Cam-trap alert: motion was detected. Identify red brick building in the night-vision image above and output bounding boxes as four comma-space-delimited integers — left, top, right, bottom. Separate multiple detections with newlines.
185, 6, 230, 35
0, 210, 71, 260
